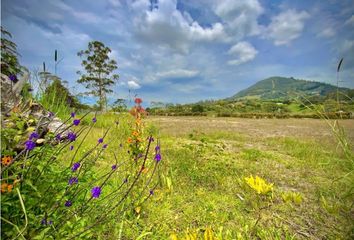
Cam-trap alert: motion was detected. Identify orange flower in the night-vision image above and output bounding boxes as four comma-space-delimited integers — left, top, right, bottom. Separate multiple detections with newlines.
132, 131, 139, 137
1, 183, 8, 193
1, 156, 13, 166
7, 184, 13, 192
137, 137, 143, 142
127, 137, 133, 144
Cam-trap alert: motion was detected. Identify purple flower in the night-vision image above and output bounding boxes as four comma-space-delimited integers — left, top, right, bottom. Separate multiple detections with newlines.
29, 132, 39, 140
155, 145, 160, 151
70, 112, 76, 118
68, 177, 78, 185
91, 186, 101, 198
48, 220, 53, 225
154, 153, 161, 162
149, 189, 154, 195
68, 132, 76, 142
137, 153, 143, 158
55, 134, 61, 141
48, 112, 54, 117
98, 138, 103, 144
9, 74, 17, 82
103, 144, 108, 149
70, 145, 74, 151
92, 117, 97, 123
71, 162, 80, 172
149, 137, 154, 142
25, 140, 36, 151
41, 218, 47, 225
65, 200, 72, 207
111, 164, 117, 170
73, 119, 80, 126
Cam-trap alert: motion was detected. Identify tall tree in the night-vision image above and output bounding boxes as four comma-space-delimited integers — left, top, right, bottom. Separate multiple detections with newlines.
77, 41, 119, 111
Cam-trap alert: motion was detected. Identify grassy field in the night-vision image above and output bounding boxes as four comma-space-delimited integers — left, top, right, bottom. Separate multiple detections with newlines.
77, 115, 354, 239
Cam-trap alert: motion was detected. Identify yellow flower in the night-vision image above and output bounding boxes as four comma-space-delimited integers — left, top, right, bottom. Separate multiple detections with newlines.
132, 131, 139, 137
245, 175, 273, 195
1, 156, 12, 166
136, 119, 141, 126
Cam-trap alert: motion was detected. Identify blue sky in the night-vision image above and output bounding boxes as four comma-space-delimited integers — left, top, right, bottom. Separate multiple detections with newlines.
2, 0, 354, 105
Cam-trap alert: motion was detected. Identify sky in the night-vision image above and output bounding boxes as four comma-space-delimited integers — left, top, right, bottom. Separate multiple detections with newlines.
2, 0, 354, 105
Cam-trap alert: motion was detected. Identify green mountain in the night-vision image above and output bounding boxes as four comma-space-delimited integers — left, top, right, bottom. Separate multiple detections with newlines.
230, 76, 349, 100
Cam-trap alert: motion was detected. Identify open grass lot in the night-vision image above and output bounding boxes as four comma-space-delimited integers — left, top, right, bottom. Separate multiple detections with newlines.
76, 115, 353, 239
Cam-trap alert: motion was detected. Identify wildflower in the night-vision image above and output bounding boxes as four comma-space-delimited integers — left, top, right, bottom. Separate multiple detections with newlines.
136, 119, 141, 125
98, 138, 103, 144
154, 153, 161, 162
41, 218, 47, 225
127, 137, 133, 144
155, 145, 160, 151
7, 184, 13, 192
111, 164, 117, 170
70, 145, 74, 151
149, 136, 154, 142
25, 140, 36, 151
56, 134, 61, 141
67, 132, 76, 142
29, 132, 39, 140
137, 137, 142, 142
70, 112, 75, 118
91, 186, 101, 198
65, 200, 72, 207
48, 220, 53, 225
245, 175, 273, 195
135, 98, 142, 104
9, 74, 17, 82
73, 119, 80, 126
132, 131, 139, 137
149, 189, 154, 195
103, 144, 108, 149
48, 112, 54, 117
71, 162, 80, 172
92, 117, 97, 123
137, 153, 143, 158
1, 183, 8, 193
68, 177, 78, 185
1, 156, 12, 166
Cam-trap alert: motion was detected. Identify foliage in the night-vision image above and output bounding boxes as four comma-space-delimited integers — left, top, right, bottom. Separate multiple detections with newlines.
77, 41, 119, 111
0, 26, 22, 76
1, 99, 160, 239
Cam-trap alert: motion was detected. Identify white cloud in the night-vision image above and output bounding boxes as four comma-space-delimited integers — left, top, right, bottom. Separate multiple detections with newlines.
266, 9, 310, 45
227, 41, 258, 65
127, 80, 141, 89
156, 69, 199, 79
214, 0, 263, 37
345, 15, 354, 26
317, 27, 335, 38
133, 0, 227, 53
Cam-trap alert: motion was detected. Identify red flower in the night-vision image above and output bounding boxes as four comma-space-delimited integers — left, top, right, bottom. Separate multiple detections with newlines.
134, 98, 142, 104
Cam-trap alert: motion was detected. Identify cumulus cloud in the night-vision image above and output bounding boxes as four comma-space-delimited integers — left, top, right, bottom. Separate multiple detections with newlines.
132, 0, 227, 53
127, 80, 141, 89
227, 41, 258, 65
214, 0, 263, 37
266, 9, 310, 45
